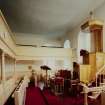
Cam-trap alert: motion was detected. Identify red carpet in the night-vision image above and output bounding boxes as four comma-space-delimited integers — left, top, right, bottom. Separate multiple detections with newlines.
25, 86, 48, 105
43, 89, 84, 105
25, 86, 100, 105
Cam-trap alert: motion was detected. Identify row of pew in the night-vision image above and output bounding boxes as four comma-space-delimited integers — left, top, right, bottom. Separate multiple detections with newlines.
14, 76, 29, 105
0, 77, 22, 105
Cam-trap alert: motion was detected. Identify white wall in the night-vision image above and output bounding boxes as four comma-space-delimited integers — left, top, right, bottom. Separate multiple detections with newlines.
14, 33, 62, 47
16, 47, 73, 75
16, 47, 72, 58
67, 27, 80, 61
68, 27, 80, 49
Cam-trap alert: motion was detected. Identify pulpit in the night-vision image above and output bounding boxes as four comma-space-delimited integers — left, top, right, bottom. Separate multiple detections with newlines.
81, 15, 103, 52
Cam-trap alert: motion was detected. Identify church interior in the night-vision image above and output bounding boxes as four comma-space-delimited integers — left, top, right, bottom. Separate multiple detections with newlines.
1, 0, 105, 105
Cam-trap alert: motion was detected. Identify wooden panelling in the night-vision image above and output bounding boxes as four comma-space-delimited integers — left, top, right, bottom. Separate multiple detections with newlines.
96, 52, 105, 71
89, 53, 96, 80
80, 65, 91, 83
90, 25, 103, 52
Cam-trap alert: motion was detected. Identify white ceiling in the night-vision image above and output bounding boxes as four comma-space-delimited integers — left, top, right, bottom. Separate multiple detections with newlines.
0, 0, 105, 40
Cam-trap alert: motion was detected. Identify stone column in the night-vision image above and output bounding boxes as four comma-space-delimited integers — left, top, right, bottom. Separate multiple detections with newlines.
1, 52, 5, 82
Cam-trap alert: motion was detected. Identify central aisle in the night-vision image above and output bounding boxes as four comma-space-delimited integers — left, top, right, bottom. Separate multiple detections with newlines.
25, 86, 100, 105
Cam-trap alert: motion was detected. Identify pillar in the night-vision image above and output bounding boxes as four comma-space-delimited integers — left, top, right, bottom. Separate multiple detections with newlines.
1, 52, 5, 81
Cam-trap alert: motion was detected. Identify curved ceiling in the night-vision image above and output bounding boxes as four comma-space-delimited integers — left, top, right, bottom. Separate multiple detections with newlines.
0, 0, 105, 36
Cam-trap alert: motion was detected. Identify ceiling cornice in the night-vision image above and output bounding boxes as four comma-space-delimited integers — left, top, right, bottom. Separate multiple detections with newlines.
0, 10, 16, 44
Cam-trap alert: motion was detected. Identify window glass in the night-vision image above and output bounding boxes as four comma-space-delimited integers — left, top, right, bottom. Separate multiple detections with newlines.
64, 40, 71, 48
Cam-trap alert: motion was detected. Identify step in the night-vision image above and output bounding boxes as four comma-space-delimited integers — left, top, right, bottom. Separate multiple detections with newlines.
88, 92, 101, 99
100, 83, 105, 86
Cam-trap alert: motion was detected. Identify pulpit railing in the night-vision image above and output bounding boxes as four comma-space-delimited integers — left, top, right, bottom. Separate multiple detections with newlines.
82, 65, 105, 105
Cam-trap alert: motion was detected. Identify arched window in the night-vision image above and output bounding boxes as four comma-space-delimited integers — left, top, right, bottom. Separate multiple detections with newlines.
64, 40, 71, 48
64, 40, 72, 70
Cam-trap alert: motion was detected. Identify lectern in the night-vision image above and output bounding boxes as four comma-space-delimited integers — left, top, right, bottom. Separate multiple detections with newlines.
40, 65, 51, 87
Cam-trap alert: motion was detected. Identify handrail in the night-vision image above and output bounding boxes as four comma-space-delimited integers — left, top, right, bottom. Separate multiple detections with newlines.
81, 65, 105, 105
81, 82, 105, 105
96, 65, 105, 75
95, 65, 105, 87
